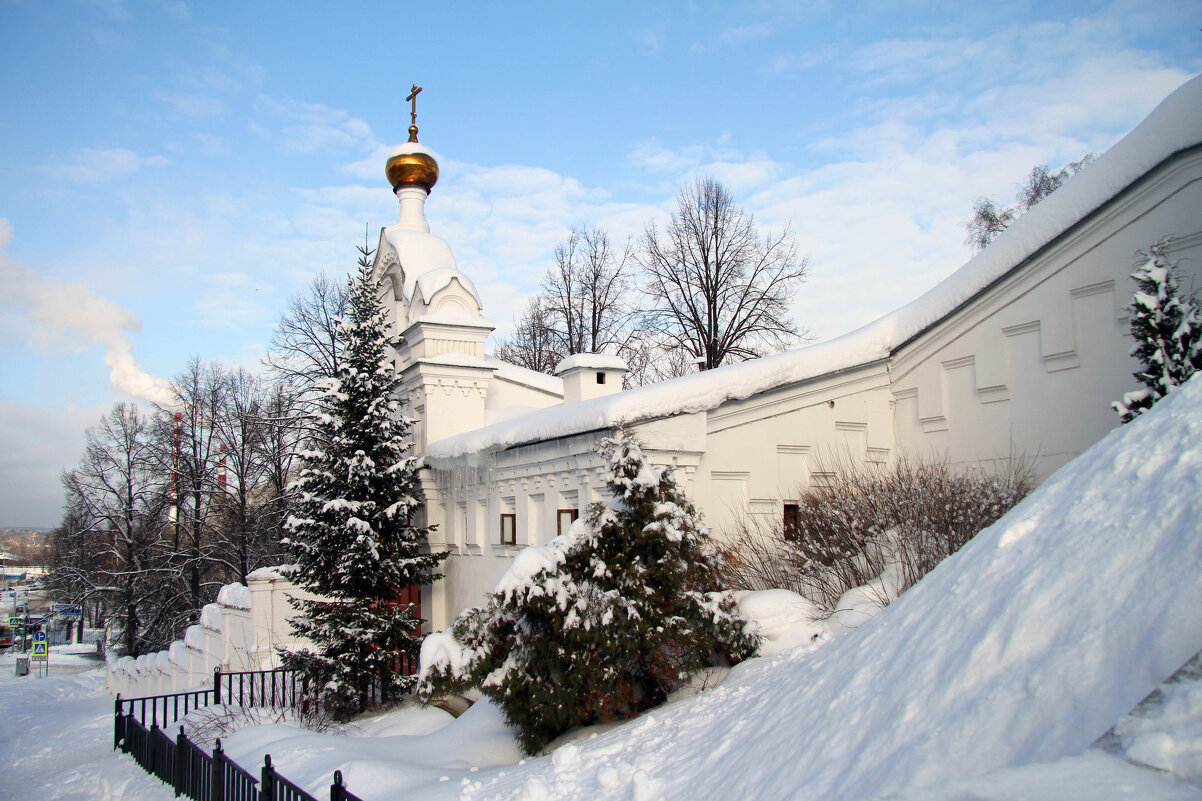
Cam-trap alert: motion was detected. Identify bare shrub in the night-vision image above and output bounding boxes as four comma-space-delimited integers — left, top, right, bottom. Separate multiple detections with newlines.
724, 453, 1033, 611
180, 694, 340, 749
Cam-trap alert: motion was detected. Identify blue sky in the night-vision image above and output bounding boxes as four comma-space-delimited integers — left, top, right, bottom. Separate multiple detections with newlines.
1, 0, 1197, 528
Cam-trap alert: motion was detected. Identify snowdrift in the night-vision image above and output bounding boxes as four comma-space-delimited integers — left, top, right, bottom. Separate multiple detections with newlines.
466, 375, 1202, 800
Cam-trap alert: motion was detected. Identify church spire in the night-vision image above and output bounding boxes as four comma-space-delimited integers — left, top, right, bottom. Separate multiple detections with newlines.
406, 83, 422, 143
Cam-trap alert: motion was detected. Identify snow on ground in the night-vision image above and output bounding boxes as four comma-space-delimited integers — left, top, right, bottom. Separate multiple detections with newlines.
4, 377, 1202, 800
0, 647, 177, 801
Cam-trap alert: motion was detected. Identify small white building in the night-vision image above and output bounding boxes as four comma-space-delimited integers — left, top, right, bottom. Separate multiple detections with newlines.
371, 76, 1202, 631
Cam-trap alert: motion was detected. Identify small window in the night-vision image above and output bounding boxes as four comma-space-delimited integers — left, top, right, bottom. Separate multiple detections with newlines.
557, 508, 579, 536
500, 513, 516, 546
596, 371, 606, 384
783, 503, 801, 542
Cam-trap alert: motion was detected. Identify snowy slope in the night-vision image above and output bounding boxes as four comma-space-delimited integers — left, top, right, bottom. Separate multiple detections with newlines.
459, 375, 1202, 800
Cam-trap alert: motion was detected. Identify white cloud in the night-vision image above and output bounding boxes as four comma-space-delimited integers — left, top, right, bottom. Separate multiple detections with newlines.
632, 24, 666, 55
81, 0, 130, 21
254, 95, 378, 154
0, 219, 174, 405
163, 1, 189, 22
719, 22, 775, 45
153, 89, 229, 117
49, 146, 169, 184
192, 271, 275, 328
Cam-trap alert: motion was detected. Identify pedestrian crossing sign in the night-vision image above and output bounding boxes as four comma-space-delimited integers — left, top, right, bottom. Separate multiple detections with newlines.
31, 641, 48, 661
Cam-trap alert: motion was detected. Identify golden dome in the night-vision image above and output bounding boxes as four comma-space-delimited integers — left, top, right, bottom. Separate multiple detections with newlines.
386, 148, 439, 193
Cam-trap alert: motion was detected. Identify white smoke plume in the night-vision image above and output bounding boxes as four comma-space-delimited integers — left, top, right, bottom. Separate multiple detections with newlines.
0, 219, 175, 406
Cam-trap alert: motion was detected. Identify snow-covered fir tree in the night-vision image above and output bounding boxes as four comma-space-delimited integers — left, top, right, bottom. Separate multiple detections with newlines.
417, 431, 757, 754
1113, 237, 1202, 423
282, 249, 447, 720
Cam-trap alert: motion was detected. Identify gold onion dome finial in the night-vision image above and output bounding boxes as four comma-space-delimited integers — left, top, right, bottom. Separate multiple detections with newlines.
386, 83, 439, 192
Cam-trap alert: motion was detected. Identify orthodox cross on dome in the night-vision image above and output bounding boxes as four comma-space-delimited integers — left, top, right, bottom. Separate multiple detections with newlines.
406, 83, 423, 143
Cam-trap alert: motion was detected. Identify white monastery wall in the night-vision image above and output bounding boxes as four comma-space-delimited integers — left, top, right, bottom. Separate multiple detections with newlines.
697, 364, 894, 538
892, 149, 1202, 479
106, 572, 315, 698
427, 430, 615, 626
486, 373, 562, 413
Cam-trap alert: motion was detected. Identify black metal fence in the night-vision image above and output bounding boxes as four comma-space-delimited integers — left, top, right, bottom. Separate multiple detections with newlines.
117, 665, 412, 730
115, 712, 367, 801
113, 666, 375, 801
116, 668, 310, 729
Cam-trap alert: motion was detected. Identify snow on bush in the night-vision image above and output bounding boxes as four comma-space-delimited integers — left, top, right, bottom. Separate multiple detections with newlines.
1113, 236, 1202, 422
418, 431, 758, 754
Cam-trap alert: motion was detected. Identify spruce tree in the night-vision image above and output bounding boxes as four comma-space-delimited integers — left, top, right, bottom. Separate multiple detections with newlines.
1113, 237, 1202, 423
282, 248, 446, 719
418, 431, 757, 753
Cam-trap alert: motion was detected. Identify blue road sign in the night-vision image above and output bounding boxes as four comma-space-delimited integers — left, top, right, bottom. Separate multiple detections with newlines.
33, 630, 46, 643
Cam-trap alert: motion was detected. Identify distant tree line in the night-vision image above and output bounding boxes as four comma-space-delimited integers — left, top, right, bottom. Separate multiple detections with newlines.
493, 176, 811, 386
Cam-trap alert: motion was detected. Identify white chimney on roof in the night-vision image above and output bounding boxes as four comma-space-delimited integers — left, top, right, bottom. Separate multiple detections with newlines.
555, 353, 628, 404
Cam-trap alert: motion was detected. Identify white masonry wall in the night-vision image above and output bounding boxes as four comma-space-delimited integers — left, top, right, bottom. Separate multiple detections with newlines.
106, 572, 315, 699
891, 148, 1202, 479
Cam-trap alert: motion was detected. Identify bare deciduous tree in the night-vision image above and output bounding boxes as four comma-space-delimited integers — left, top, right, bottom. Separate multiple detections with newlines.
210, 366, 290, 583
493, 296, 565, 374
265, 273, 348, 391
638, 176, 810, 371
542, 226, 635, 356
160, 358, 229, 614
61, 403, 183, 655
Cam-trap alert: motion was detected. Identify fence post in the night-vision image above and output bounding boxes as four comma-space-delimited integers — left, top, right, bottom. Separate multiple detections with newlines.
149, 723, 160, 774
213, 667, 222, 706
331, 769, 345, 801
261, 754, 276, 800
212, 738, 225, 801
174, 725, 187, 798
114, 693, 124, 751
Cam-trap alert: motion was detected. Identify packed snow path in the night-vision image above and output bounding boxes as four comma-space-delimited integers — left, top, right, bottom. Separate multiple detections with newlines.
463, 376, 1202, 799
0, 652, 176, 801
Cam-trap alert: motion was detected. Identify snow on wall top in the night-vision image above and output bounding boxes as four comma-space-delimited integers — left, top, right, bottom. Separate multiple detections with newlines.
555, 353, 629, 374
199, 603, 223, 632
184, 624, 205, 651
246, 564, 295, 581
216, 582, 252, 610
425, 74, 1202, 465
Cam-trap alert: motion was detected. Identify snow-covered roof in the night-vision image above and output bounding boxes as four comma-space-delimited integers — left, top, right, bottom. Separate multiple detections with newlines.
555, 353, 628, 374
424, 74, 1202, 464
414, 268, 484, 309
382, 227, 484, 308
487, 356, 564, 396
